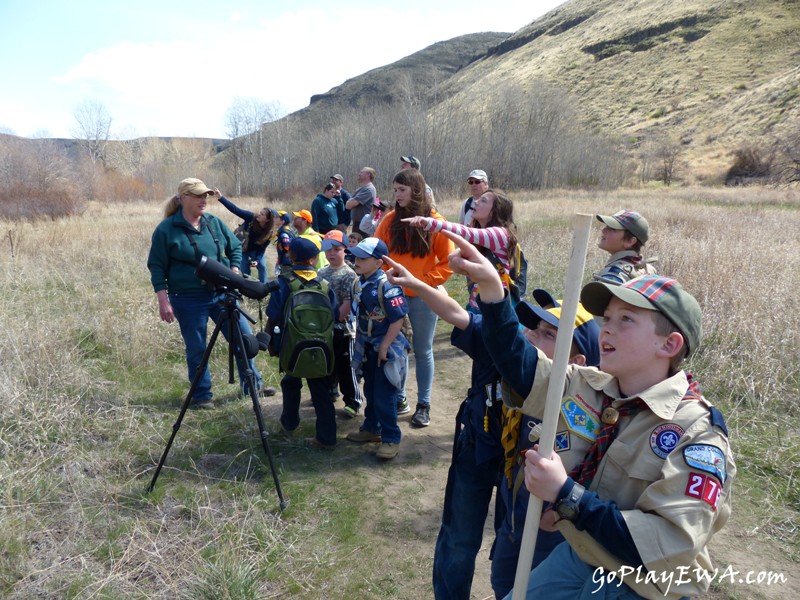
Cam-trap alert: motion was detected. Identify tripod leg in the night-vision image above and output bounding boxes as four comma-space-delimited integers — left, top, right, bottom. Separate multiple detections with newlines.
148, 316, 226, 493
229, 307, 290, 511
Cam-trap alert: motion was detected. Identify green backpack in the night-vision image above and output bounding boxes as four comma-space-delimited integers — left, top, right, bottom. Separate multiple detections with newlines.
278, 274, 335, 379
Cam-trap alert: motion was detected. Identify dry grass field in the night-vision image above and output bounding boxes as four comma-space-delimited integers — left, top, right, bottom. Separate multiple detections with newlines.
1, 186, 798, 599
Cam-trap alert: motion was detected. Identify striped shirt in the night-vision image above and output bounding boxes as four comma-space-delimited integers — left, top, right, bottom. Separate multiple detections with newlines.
423, 219, 512, 309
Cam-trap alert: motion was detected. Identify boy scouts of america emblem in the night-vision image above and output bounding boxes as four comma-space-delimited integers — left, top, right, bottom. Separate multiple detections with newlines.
649, 423, 685, 458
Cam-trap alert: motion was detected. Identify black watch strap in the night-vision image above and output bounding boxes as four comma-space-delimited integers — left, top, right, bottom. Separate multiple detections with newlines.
555, 482, 585, 522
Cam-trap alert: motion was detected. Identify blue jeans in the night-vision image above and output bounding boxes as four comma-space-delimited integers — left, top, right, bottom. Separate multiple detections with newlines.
502, 542, 652, 600
361, 347, 402, 444
432, 426, 503, 600
280, 374, 336, 446
241, 250, 267, 283
491, 513, 564, 598
170, 290, 262, 402
401, 296, 438, 407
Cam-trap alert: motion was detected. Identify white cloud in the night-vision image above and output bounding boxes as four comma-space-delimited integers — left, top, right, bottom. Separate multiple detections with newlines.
37, 2, 564, 138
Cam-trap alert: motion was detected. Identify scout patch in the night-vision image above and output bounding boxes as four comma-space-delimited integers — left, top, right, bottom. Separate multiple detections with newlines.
560, 396, 601, 442
685, 472, 721, 510
683, 444, 727, 483
555, 431, 571, 452
649, 423, 685, 459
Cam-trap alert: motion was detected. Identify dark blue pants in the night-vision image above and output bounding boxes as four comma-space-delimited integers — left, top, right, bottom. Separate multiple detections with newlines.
432, 426, 503, 600
280, 373, 336, 446
241, 250, 267, 283
361, 347, 402, 444
491, 510, 565, 598
170, 290, 261, 402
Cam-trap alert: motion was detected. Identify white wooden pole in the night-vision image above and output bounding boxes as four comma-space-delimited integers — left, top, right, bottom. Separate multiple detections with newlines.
511, 213, 593, 600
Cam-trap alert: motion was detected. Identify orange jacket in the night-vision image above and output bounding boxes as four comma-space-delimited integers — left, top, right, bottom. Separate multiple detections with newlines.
374, 209, 454, 296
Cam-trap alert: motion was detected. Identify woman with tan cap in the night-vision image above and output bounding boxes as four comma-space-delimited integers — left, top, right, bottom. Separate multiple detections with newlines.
147, 177, 266, 408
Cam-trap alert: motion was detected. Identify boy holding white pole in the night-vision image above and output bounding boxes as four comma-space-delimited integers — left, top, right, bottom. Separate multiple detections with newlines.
445, 227, 736, 600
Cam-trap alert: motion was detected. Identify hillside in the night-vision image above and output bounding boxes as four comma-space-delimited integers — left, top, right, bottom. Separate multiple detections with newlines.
434, 0, 800, 177
299, 32, 510, 113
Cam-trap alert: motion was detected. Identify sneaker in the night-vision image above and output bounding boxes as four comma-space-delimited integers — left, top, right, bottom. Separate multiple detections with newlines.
346, 429, 382, 443
411, 404, 430, 427
342, 405, 360, 419
190, 399, 215, 410
259, 386, 277, 397
397, 399, 411, 415
375, 442, 400, 460
304, 437, 336, 450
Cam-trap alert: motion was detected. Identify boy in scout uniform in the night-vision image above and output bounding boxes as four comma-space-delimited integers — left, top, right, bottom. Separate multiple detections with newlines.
444, 231, 735, 600
593, 209, 657, 284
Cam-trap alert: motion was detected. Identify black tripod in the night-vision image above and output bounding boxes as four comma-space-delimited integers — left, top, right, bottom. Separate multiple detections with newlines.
148, 288, 288, 511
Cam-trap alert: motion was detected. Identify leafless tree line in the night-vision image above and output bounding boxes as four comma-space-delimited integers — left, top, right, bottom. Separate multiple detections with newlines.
222, 80, 631, 198
3, 82, 799, 220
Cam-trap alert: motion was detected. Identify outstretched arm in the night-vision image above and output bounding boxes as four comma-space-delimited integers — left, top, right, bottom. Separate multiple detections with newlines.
383, 255, 469, 330
213, 190, 254, 221
442, 230, 504, 302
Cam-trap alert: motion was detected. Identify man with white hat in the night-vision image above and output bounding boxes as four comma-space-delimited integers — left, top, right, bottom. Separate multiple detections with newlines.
459, 170, 489, 225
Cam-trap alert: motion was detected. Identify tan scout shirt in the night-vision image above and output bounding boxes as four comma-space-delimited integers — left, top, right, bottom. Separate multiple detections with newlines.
593, 250, 658, 284
505, 356, 735, 599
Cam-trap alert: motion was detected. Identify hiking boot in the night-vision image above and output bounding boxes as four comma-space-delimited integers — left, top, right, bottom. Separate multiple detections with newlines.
397, 399, 411, 415
411, 404, 430, 427
304, 437, 336, 450
259, 386, 277, 397
375, 442, 399, 460
190, 399, 215, 410
346, 429, 382, 443
342, 405, 360, 419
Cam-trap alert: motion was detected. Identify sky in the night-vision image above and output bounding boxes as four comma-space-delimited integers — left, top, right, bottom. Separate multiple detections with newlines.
0, 0, 565, 140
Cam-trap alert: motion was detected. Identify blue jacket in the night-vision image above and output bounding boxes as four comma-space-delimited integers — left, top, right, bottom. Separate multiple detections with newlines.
311, 193, 343, 234
218, 195, 271, 256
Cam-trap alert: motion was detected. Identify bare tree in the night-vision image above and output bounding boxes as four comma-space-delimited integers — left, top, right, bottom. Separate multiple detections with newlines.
224, 98, 286, 195
72, 100, 113, 166
652, 136, 683, 187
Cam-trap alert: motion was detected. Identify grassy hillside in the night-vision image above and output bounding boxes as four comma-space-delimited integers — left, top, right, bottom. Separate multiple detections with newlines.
439, 0, 800, 179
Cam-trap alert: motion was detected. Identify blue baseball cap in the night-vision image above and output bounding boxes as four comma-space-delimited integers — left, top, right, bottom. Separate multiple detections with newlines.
348, 237, 388, 259
515, 300, 600, 366
289, 237, 320, 261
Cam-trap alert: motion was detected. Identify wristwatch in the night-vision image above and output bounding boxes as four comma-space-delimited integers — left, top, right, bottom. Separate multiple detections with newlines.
555, 482, 585, 522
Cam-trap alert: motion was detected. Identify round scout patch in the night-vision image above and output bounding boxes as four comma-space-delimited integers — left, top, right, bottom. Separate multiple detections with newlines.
649, 423, 684, 458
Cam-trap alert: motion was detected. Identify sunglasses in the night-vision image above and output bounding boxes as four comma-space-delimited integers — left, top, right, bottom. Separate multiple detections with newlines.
467, 179, 484, 185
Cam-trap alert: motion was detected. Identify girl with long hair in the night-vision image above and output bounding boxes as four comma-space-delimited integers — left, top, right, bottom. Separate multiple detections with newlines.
404, 188, 520, 312
215, 190, 278, 283
374, 169, 453, 428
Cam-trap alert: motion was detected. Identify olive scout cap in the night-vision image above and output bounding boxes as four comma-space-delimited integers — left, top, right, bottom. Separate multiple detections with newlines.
596, 209, 650, 244
289, 237, 321, 261
515, 299, 601, 366
580, 275, 702, 356
178, 178, 213, 196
